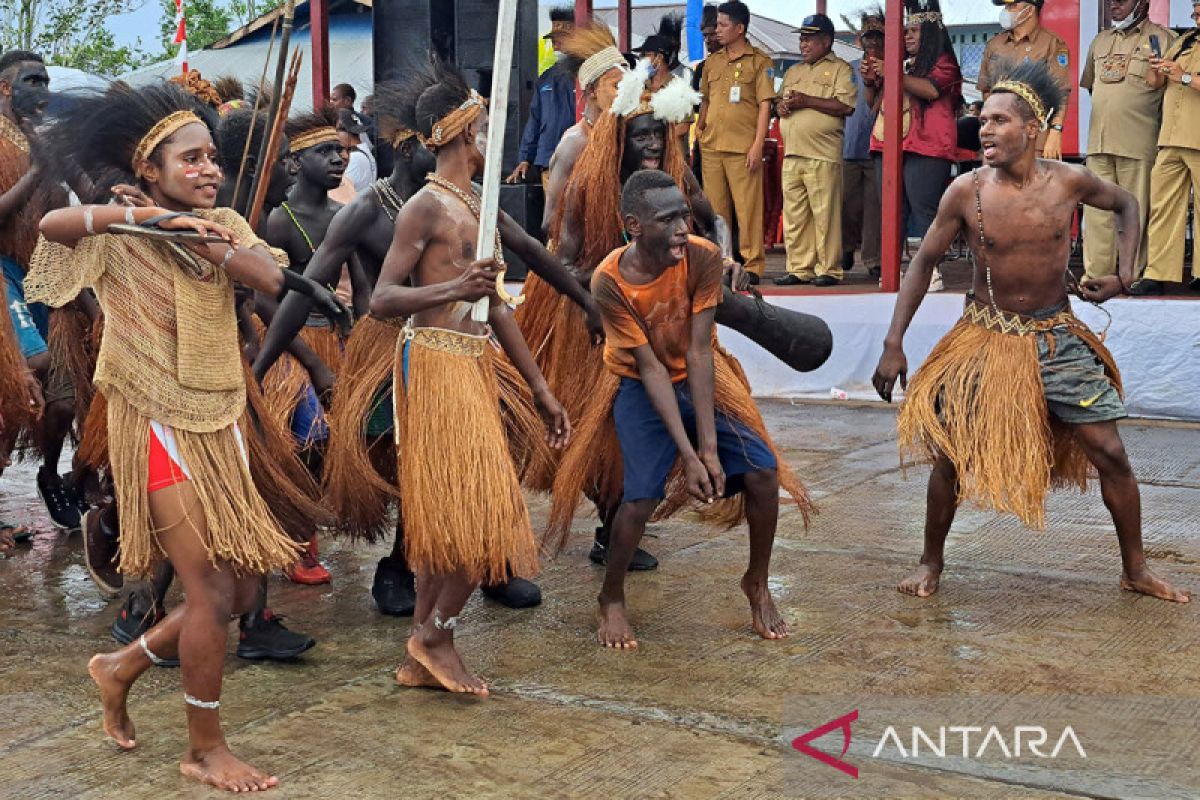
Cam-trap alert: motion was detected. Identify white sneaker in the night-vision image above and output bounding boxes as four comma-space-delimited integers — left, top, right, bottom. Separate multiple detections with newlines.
928, 267, 944, 293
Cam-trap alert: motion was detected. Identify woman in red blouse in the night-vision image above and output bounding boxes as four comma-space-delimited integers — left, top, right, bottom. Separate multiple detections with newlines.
861, 5, 963, 286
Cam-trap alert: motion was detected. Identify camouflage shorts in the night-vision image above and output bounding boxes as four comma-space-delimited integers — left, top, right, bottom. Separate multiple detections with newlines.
1036, 327, 1125, 425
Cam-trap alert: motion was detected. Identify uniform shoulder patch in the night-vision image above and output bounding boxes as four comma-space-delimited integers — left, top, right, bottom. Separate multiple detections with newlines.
1057, 50, 1069, 68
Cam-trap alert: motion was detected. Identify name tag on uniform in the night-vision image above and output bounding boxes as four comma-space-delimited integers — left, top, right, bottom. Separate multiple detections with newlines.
1099, 54, 1128, 83
729, 84, 741, 104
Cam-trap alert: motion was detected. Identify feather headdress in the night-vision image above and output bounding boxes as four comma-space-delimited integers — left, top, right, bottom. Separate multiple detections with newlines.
610, 58, 654, 118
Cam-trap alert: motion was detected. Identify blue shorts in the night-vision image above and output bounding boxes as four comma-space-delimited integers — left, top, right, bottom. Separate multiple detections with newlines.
2, 255, 48, 359
290, 383, 329, 444
614, 376, 777, 503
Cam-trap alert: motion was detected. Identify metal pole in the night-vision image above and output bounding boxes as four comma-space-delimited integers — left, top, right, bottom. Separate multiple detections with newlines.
470, 0, 520, 323
880, 0, 903, 293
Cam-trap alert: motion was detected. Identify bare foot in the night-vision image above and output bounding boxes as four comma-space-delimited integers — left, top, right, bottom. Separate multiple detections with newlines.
898, 563, 942, 598
1121, 569, 1191, 603
87, 653, 136, 749
741, 574, 788, 640
180, 745, 278, 792
596, 597, 638, 650
406, 634, 488, 696
395, 655, 443, 689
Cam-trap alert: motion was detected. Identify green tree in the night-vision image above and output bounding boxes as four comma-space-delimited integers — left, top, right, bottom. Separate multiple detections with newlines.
158, 0, 233, 57
0, 0, 151, 76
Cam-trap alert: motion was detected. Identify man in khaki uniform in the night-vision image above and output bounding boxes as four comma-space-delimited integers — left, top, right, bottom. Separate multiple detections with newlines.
697, 0, 775, 282
979, 0, 1071, 159
1080, 0, 1174, 280
1132, 3, 1200, 294
772, 15, 857, 287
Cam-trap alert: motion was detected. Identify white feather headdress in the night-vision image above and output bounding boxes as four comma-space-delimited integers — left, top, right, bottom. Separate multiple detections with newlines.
650, 77, 702, 124
610, 58, 653, 119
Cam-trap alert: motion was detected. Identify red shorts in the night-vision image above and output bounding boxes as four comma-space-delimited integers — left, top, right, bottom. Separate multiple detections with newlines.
147, 422, 189, 493
146, 421, 246, 493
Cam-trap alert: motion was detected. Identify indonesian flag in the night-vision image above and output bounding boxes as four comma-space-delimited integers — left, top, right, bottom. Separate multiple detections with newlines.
174, 0, 188, 73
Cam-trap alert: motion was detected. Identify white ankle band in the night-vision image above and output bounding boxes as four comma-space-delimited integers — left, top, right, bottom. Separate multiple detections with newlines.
184, 693, 220, 710
138, 635, 167, 666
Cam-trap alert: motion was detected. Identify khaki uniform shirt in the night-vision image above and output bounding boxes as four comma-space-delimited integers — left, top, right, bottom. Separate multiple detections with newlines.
700, 45, 776, 154
778, 53, 858, 162
1158, 32, 1200, 151
1082, 21, 1175, 161
979, 26, 1071, 129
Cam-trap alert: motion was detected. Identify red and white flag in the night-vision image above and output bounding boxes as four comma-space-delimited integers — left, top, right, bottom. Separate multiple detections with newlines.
174, 0, 188, 73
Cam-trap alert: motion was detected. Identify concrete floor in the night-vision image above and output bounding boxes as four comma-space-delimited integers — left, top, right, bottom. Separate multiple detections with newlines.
1, 402, 1198, 799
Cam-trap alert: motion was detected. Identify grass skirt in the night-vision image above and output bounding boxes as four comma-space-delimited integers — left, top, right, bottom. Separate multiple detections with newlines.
105, 389, 302, 577
898, 305, 1121, 529
395, 327, 541, 584
544, 347, 814, 554
514, 274, 606, 491
322, 316, 403, 542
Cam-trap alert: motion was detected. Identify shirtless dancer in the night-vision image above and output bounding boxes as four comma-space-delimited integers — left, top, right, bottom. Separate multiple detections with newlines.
872, 60, 1190, 603
372, 58, 570, 695
255, 80, 600, 613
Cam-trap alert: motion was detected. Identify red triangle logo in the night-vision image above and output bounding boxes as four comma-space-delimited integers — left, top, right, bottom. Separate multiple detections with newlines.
791, 709, 859, 779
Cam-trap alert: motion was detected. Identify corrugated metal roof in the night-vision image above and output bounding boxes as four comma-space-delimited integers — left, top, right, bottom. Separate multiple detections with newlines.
118, 14, 373, 113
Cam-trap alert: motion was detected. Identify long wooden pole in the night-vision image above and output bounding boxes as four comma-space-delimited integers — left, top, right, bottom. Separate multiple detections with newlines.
248, 49, 303, 231
233, 14, 280, 214
247, 0, 297, 222
879, 0, 903, 293
470, 0, 520, 323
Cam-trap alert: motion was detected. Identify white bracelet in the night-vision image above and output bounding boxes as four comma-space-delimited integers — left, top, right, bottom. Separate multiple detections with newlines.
83, 206, 95, 235
220, 245, 238, 269
124, 205, 136, 225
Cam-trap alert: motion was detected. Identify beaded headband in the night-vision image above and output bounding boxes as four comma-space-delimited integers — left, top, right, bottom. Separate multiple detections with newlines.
290, 127, 340, 152
992, 79, 1050, 128
419, 90, 487, 149
132, 111, 203, 174
907, 11, 943, 24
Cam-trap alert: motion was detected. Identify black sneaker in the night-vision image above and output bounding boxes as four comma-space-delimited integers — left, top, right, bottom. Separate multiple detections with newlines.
773, 274, 812, 286
813, 275, 841, 287
83, 509, 122, 599
481, 577, 542, 609
589, 527, 659, 571
111, 593, 178, 667
372, 556, 416, 616
842, 250, 855, 272
37, 468, 81, 531
1128, 278, 1164, 296
236, 610, 316, 661
1189, 276, 1200, 292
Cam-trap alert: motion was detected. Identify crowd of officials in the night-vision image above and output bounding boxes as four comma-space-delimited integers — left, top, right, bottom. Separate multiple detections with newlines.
507, 0, 1200, 294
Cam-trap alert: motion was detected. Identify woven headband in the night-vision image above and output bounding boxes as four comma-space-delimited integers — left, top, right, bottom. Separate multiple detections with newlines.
290, 127, 340, 152
419, 90, 487, 149
993, 80, 1050, 127
578, 46, 628, 89
132, 111, 204, 174
390, 127, 417, 147
907, 11, 943, 24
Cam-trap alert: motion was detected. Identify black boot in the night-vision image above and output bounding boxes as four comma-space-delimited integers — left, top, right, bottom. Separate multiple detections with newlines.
589, 526, 659, 571
481, 576, 542, 609
372, 556, 417, 616
236, 609, 316, 661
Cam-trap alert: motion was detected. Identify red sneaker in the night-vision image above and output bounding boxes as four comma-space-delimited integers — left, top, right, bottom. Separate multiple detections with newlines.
284, 536, 331, 585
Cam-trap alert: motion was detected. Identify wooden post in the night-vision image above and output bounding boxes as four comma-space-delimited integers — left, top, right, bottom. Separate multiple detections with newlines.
574, 0, 593, 121
470, 0, 520, 323
617, 0, 631, 51
880, 0, 903, 293
311, 0, 331, 109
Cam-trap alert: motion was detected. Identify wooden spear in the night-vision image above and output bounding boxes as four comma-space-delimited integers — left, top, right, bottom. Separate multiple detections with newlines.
248, 48, 303, 231
246, 0, 297, 221
233, 14, 280, 213
469, 0, 520, 323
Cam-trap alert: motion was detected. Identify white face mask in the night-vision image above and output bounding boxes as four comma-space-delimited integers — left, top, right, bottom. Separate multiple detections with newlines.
1111, 1, 1145, 29
998, 6, 1028, 30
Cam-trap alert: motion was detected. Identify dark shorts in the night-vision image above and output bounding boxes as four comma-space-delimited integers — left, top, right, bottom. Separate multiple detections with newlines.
290, 383, 329, 444
614, 376, 776, 503
365, 380, 394, 438
3, 255, 49, 359
1037, 326, 1126, 425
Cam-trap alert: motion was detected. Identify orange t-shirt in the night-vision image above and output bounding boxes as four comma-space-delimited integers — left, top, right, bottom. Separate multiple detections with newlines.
591, 236, 724, 382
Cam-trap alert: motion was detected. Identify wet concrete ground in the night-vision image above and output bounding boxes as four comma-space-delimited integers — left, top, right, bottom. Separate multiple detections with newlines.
1, 402, 1198, 799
